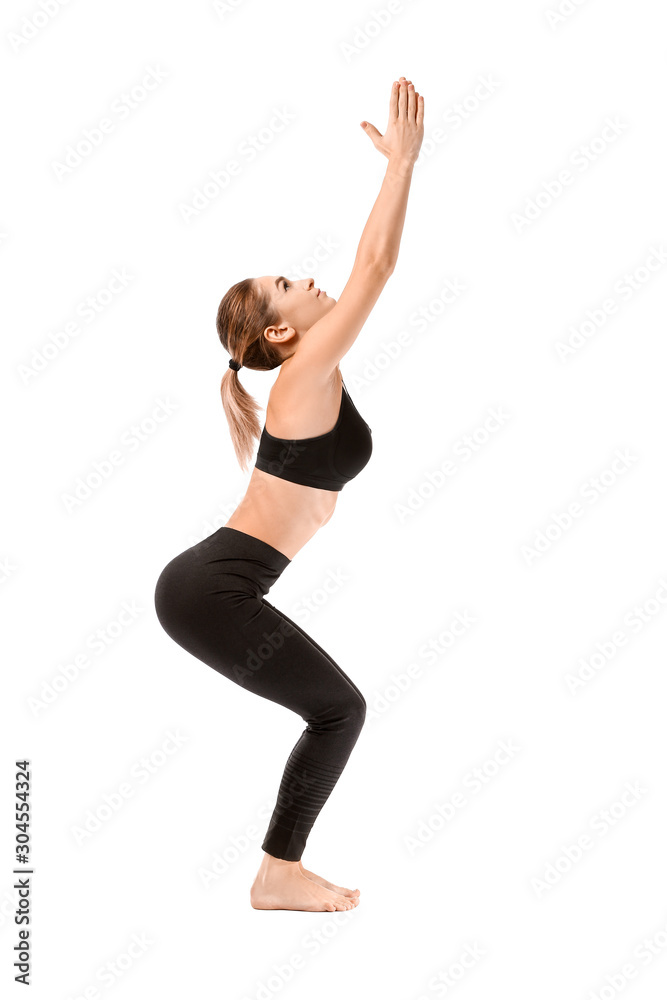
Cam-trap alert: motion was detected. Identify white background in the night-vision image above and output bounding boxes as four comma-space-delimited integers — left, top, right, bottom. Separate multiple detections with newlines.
2, 0, 667, 997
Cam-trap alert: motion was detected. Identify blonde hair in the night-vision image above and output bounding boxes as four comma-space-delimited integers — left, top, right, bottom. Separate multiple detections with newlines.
216, 277, 287, 471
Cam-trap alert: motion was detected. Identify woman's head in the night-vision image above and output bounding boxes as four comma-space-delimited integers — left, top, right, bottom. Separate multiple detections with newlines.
216, 275, 335, 470
253, 275, 334, 350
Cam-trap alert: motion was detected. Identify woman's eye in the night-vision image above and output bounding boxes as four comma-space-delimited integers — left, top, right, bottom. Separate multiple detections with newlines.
283, 280, 290, 290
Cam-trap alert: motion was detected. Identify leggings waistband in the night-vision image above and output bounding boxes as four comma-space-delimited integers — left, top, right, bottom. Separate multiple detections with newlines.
190, 525, 291, 599
210, 526, 291, 564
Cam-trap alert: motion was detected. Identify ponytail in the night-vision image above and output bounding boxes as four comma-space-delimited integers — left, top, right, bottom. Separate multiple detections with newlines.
216, 277, 285, 470
219, 364, 263, 471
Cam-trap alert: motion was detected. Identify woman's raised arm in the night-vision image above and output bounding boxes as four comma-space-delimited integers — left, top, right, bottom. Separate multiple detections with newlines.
290, 76, 425, 380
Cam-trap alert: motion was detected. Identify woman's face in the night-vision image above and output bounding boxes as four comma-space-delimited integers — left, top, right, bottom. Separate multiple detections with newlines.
254, 275, 335, 350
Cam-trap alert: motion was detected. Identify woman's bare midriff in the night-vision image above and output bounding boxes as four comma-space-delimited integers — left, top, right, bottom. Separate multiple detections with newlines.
223, 469, 338, 560
223, 362, 343, 561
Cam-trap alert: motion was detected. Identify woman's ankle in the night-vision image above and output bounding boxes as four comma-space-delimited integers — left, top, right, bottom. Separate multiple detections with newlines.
260, 851, 300, 869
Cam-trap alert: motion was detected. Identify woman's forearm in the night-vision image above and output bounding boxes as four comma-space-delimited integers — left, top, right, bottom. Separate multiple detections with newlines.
355, 156, 415, 271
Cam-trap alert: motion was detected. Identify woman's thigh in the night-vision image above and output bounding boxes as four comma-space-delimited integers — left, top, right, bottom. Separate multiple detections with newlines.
261, 598, 366, 707
159, 584, 362, 722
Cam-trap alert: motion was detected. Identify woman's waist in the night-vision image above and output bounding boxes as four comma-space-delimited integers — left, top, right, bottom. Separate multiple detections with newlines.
246, 469, 339, 521
226, 474, 339, 560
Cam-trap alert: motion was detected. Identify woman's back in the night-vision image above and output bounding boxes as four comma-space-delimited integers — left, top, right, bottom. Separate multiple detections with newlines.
224, 361, 372, 560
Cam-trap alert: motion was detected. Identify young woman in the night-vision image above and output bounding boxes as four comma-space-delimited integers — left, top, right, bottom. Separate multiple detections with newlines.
154, 76, 424, 911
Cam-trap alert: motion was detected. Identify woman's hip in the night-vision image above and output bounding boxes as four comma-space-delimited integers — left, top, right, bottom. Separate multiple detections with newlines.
154, 525, 291, 635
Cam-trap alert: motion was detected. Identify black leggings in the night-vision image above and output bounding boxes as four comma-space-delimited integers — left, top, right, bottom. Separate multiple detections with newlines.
153, 525, 366, 862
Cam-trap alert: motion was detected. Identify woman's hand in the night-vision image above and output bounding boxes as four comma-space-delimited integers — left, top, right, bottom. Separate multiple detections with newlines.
361, 76, 424, 165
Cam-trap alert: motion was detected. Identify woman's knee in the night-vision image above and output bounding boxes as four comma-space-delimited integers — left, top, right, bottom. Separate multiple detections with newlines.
306, 687, 366, 733
337, 688, 367, 732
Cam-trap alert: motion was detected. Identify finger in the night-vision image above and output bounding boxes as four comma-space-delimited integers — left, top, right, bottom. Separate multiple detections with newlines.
362, 121, 383, 145
398, 78, 407, 117
389, 79, 399, 119
416, 92, 424, 127
407, 82, 416, 119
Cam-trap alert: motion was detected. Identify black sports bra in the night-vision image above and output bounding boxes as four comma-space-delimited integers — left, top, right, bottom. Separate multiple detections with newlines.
254, 376, 372, 491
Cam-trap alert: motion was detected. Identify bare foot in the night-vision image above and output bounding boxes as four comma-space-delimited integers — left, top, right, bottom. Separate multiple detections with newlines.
298, 861, 360, 898
250, 857, 359, 912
